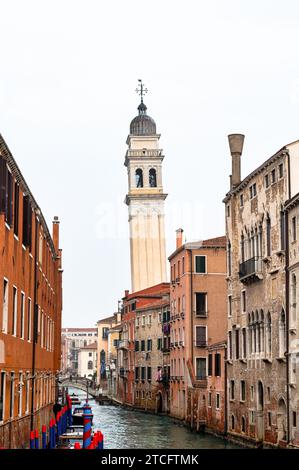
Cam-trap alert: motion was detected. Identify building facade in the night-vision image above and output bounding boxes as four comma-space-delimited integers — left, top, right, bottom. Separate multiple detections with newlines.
61, 327, 97, 376
78, 342, 97, 381
96, 314, 120, 387
168, 230, 227, 435
224, 134, 299, 446
124, 88, 167, 292
285, 193, 299, 447
0, 134, 63, 448
134, 287, 170, 412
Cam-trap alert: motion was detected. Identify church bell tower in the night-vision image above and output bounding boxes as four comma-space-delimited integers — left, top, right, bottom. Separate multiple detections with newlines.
125, 81, 167, 292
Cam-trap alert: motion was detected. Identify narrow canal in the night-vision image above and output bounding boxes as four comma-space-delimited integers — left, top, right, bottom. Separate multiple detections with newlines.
68, 387, 238, 449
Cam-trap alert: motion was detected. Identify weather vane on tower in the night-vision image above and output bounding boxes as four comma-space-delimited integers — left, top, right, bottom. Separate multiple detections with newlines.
135, 79, 148, 104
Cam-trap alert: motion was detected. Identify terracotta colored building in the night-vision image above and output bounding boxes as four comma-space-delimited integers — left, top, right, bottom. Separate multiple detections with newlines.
168, 229, 227, 435
0, 134, 62, 448
116, 283, 169, 406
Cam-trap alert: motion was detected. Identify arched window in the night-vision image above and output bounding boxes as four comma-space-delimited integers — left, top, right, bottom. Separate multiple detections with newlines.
266, 312, 272, 356
241, 416, 246, 433
266, 214, 271, 256
241, 233, 245, 263
88, 360, 93, 370
260, 310, 264, 353
248, 314, 252, 355
135, 168, 143, 188
279, 310, 286, 358
231, 414, 235, 430
149, 168, 157, 187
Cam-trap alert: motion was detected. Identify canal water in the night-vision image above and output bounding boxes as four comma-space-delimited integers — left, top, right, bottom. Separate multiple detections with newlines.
68, 387, 238, 449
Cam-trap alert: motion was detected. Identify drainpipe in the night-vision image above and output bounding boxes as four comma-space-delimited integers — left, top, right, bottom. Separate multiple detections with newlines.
224, 345, 228, 436
30, 209, 40, 431
285, 207, 290, 444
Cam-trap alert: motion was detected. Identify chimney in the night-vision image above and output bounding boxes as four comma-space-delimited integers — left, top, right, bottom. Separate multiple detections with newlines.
228, 134, 245, 189
176, 228, 184, 249
52, 216, 60, 253
125, 290, 129, 298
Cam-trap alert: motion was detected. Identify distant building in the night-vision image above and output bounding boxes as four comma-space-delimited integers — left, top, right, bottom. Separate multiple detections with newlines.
61, 328, 97, 376
78, 342, 97, 380
96, 314, 120, 387
116, 283, 169, 407
168, 230, 227, 435
106, 322, 122, 397
0, 134, 63, 448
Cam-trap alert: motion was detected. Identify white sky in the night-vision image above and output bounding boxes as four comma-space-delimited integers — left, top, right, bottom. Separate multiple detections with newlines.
1, 0, 299, 326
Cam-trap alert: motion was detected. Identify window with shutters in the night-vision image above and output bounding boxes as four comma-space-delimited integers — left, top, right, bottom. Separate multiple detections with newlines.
147, 367, 152, 381
135, 367, 139, 381
135, 340, 139, 351
195, 326, 207, 347
14, 182, 19, 236
147, 339, 152, 351
215, 353, 221, 376
195, 256, 206, 274
208, 354, 213, 376
195, 293, 207, 317
195, 358, 206, 380
22, 195, 32, 250
141, 340, 145, 351
141, 367, 146, 381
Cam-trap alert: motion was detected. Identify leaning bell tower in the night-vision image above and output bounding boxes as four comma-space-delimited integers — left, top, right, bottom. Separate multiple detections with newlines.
125, 80, 167, 292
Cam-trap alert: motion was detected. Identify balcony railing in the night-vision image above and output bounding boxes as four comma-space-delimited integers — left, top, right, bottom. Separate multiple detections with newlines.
195, 340, 207, 348
239, 256, 263, 282
118, 339, 129, 349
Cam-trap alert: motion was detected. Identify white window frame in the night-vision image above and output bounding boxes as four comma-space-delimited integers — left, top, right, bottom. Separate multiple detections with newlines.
194, 356, 207, 380
12, 286, 18, 337
216, 393, 220, 410
194, 255, 207, 274
0, 370, 6, 422
195, 325, 207, 347
20, 291, 25, 339
2, 278, 9, 334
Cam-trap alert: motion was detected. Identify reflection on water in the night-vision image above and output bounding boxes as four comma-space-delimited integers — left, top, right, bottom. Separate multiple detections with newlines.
68, 387, 238, 449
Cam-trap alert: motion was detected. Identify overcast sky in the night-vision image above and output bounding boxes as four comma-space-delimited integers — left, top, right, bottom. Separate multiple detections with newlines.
1, 0, 299, 326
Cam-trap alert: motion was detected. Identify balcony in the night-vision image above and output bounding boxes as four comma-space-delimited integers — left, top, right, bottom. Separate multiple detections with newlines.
119, 367, 127, 378
194, 376, 208, 388
118, 339, 129, 349
239, 256, 263, 283
195, 340, 207, 348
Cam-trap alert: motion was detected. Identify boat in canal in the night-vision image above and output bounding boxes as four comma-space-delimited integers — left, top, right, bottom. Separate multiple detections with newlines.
72, 405, 94, 425
70, 393, 81, 406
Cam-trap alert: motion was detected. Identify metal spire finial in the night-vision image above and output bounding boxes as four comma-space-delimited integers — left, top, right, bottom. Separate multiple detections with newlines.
135, 79, 148, 104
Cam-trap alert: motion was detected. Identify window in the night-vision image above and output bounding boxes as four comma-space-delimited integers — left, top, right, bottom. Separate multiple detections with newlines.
292, 216, 297, 242
249, 183, 257, 199
231, 415, 235, 430
208, 392, 212, 407
266, 215, 271, 256
279, 310, 286, 358
195, 358, 206, 380
293, 411, 297, 428
241, 291, 246, 313
250, 386, 254, 401
10, 372, 14, 418
235, 329, 240, 359
157, 337, 162, 350
102, 328, 109, 339
215, 353, 221, 376
208, 354, 213, 376
195, 293, 207, 316
141, 367, 146, 380
135, 367, 139, 381
240, 380, 246, 401
182, 257, 185, 274
89, 352, 92, 357
135, 340, 139, 351
25, 373, 29, 413
18, 373, 22, 416
227, 240, 232, 276
149, 168, 157, 187
22, 195, 32, 250
241, 416, 246, 433
268, 412, 272, 427
195, 256, 206, 274
147, 367, 152, 381
228, 331, 232, 360
147, 339, 152, 351
14, 182, 19, 236
158, 313, 162, 323
216, 393, 220, 409
242, 328, 247, 358
141, 340, 145, 351
87, 361, 93, 370
249, 410, 255, 425
195, 326, 207, 347
227, 205, 230, 217
230, 380, 235, 400
266, 312, 272, 356
135, 168, 143, 188
271, 168, 276, 183
0, 372, 5, 421
240, 194, 244, 207
264, 174, 269, 188
280, 209, 285, 250
142, 316, 145, 326
279, 163, 284, 179
228, 296, 232, 317
148, 315, 152, 325
12, 287, 17, 336
20, 292, 25, 339
2, 279, 9, 334
292, 274, 297, 325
